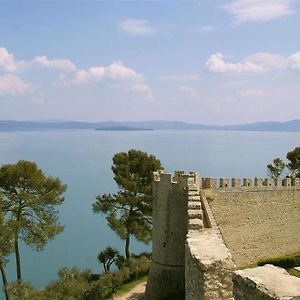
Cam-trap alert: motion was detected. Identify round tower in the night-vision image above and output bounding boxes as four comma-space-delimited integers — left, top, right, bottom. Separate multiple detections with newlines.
145, 171, 199, 300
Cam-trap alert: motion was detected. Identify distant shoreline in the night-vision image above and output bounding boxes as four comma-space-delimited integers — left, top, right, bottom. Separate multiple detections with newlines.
0, 119, 300, 132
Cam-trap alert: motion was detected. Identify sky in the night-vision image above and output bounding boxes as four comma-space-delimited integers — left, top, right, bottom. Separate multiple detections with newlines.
0, 0, 299, 125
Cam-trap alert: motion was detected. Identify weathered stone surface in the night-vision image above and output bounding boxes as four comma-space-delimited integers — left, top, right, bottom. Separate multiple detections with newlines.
233, 265, 300, 300
188, 209, 203, 219
186, 230, 235, 300
209, 187, 300, 267
189, 219, 203, 230
147, 170, 300, 300
188, 201, 202, 210
145, 171, 200, 300
145, 261, 185, 300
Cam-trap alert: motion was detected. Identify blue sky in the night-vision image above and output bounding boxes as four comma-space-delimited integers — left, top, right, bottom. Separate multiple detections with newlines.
0, 0, 299, 124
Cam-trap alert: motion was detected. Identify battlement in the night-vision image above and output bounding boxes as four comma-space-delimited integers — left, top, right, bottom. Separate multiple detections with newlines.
153, 170, 200, 187
147, 169, 300, 300
202, 177, 300, 188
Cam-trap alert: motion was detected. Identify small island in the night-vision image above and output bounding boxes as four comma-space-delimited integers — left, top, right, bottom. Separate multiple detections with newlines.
95, 126, 154, 131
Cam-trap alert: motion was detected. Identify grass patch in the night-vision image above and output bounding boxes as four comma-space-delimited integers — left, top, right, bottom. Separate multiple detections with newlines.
288, 268, 300, 278
113, 275, 147, 297
257, 252, 300, 269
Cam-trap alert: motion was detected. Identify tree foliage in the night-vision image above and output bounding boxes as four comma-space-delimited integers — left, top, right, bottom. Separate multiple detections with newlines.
93, 149, 163, 258
267, 146, 300, 179
0, 160, 67, 281
286, 146, 300, 178
267, 158, 285, 179
0, 206, 14, 300
97, 247, 120, 273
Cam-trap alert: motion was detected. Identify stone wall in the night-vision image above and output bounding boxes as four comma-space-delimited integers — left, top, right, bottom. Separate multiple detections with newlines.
208, 186, 300, 267
233, 265, 300, 299
185, 183, 235, 300
146, 171, 300, 299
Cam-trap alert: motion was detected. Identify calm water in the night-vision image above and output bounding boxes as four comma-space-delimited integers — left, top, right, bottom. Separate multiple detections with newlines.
0, 129, 299, 298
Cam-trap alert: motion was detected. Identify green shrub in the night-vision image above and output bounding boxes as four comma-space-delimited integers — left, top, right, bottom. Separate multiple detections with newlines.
6, 255, 151, 300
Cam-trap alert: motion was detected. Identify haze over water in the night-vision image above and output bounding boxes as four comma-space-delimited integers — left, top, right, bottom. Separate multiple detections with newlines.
0, 129, 299, 299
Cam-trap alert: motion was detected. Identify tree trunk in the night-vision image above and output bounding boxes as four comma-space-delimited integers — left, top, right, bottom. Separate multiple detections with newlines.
0, 263, 10, 300
125, 235, 130, 259
14, 238, 22, 281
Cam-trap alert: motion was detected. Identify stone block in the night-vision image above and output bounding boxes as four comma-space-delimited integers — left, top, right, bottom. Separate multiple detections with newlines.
231, 178, 241, 187
263, 178, 273, 186
203, 178, 217, 189
292, 178, 300, 187
188, 210, 203, 220
283, 178, 292, 186
188, 201, 201, 210
220, 177, 230, 188
243, 178, 253, 187
254, 178, 263, 187
233, 265, 300, 300
188, 219, 203, 230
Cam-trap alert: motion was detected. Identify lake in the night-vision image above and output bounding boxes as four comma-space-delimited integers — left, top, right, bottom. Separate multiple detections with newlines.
0, 129, 299, 298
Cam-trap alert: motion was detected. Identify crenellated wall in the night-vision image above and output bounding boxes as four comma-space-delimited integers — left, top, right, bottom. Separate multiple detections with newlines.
146, 171, 300, 299
202, 177, 300, 188
205, 183, 300, 267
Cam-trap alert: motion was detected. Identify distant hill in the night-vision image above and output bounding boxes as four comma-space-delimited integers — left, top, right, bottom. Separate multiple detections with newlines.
95, 126, 153, 131
0, 119, 300, 132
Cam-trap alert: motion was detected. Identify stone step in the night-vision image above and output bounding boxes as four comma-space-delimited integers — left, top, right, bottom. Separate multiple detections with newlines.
188, 191, 199, 196
189, 219, 204, 230
188, 195, 201, 201
188, 210, 203, 220
188, 201, 202, 210
188, 185, 198, 191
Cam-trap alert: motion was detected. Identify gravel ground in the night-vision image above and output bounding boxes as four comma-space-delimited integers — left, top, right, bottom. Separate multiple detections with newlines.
113, 282, 146, 300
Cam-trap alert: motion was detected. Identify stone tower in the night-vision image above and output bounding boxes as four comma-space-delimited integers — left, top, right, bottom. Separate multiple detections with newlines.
145, 171, 200, 300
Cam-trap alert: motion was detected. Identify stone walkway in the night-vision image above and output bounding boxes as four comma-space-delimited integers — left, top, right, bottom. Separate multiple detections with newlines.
113, 282, 146, 300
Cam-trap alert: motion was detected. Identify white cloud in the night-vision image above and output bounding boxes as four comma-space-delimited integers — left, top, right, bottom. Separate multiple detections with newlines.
73, 61, 151, 95
225, 0, 294, 24
178, 85, 200, 98
289, 52, 300, 70
0, 74, 33, 95
0, 47, 77, 73
74, 67, 105, 84
32, 56, 76, 72
119, 19, 155, 35
246, 53, 289, 70
104, 61, 143, 82
240, 89, 264, 97
207, 52, 300, 73
74, 61, 143, 84
206, 52, 264, 73
0, 47, 26, 73
158, 74, 200, 81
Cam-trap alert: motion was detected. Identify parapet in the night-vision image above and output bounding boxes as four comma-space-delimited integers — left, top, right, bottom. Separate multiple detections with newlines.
233, 265, 300, 299
201, 176, 300, 189
153, 170, 200, 187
